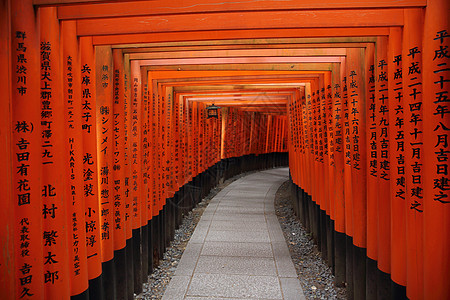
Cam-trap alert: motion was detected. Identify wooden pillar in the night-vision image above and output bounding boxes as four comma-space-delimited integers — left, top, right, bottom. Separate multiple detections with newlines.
123, 53, 134, 300
324, 71, 334, 270
422, 0, 450, 298
347, 47, 367, 300
365, 42, 378, 300
375, 36, 393, 298
318, 75, 328, 261
0, 0, 15, 297
304, 83, 313, 200
165, 86, 175, 198
130, 60, 143, 294
112, 48, 128, 300
10, 0, 44, 298
39, 4, 71, 298
325, 71, 334, 223
331, 63, 346, 287
61, 20, 89, 298
141, 67, 150, 278
387, 27, 407, 296
80, 35, 103, 299
148, 74, 159, 219
95, 45, 115, 299
342, 61, 355, 300
402, 8, 425, 300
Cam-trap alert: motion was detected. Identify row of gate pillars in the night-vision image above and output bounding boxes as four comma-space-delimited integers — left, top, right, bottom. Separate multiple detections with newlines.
290, 181, 409, 300
76, 153, 288, 300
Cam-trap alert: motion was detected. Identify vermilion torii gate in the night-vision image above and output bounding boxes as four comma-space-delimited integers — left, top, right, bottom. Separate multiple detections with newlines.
0, 0, 448, 299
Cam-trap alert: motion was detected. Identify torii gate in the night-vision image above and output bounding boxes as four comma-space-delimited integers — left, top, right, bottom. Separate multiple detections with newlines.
0, 1, 448, 300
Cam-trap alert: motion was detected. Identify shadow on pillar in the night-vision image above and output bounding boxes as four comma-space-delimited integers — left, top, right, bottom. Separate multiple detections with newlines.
132, 228, 142, 294
346, 236, 354, 300
334, 231, 346, 288
88, 273, 104, 300
115, 246, 128, 300
353, 245, 366, 300
103, 258, 116, 300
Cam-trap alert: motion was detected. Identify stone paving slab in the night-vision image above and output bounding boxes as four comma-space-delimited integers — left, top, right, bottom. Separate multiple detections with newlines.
201, 241, 273, 258
208, 220, 268, 232
205, 229, 271, 243
162, 168, 306, 300
187, 273, 283, 299
195, 255, 277, 276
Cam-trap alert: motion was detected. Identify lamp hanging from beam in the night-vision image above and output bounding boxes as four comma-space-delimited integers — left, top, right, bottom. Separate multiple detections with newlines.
206, 103, 221, 119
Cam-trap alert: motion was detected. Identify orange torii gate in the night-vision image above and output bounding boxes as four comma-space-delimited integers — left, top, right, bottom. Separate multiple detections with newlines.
0, 0, 449, 300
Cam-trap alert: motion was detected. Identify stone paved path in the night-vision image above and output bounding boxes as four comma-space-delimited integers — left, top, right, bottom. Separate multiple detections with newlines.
162, 168, 306, 300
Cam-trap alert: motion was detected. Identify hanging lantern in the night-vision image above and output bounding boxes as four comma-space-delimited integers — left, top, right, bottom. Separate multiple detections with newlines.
206, 103, 221, 119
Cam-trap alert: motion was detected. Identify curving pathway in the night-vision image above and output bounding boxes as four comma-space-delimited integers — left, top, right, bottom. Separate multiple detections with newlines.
162, 167, 306, 300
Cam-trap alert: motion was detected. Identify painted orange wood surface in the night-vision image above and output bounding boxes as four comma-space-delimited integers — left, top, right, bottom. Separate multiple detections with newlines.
0, 0, 15, 298
95, 45, 114, 262
365, 43, 378, 261
388, 27, 407, 287
61, 19, 89, 297
11, 1, 45, 298
80, 36, 102, 280
55, 0, 426, 20
93, 28, 391, 46
347, 48, 367, 249
375, 36, 392, 274
403, 8, 424, 300
332, 63, 345, 233
112, 49, 127, 250
130, 60, 142, 230
422, 0, 450, 298
76, 9, 404, 36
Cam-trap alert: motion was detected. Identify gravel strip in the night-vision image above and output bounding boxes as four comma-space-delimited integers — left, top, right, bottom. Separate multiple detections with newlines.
274, 180, 347, 300
136, 172, 254, 300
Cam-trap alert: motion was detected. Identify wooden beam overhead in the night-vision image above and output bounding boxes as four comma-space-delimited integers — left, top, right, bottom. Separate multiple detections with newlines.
121, 43, 370, 54
154, 77, 318, 87
185, 100, 288, 105
144, 63, 333, 71
145, 69, 323, 79
178, 89, 298, 96
138, 57, 343, 66
112, 37, 377, 49
76, 9, 404, 36
92, 28, 390, 45
53, 0, 425, 19
173, 84, 306, 91
128, 48, 347, 60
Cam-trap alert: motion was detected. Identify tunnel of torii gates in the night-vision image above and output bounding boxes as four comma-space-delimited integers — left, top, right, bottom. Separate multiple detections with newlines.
0, 0, 449, 299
